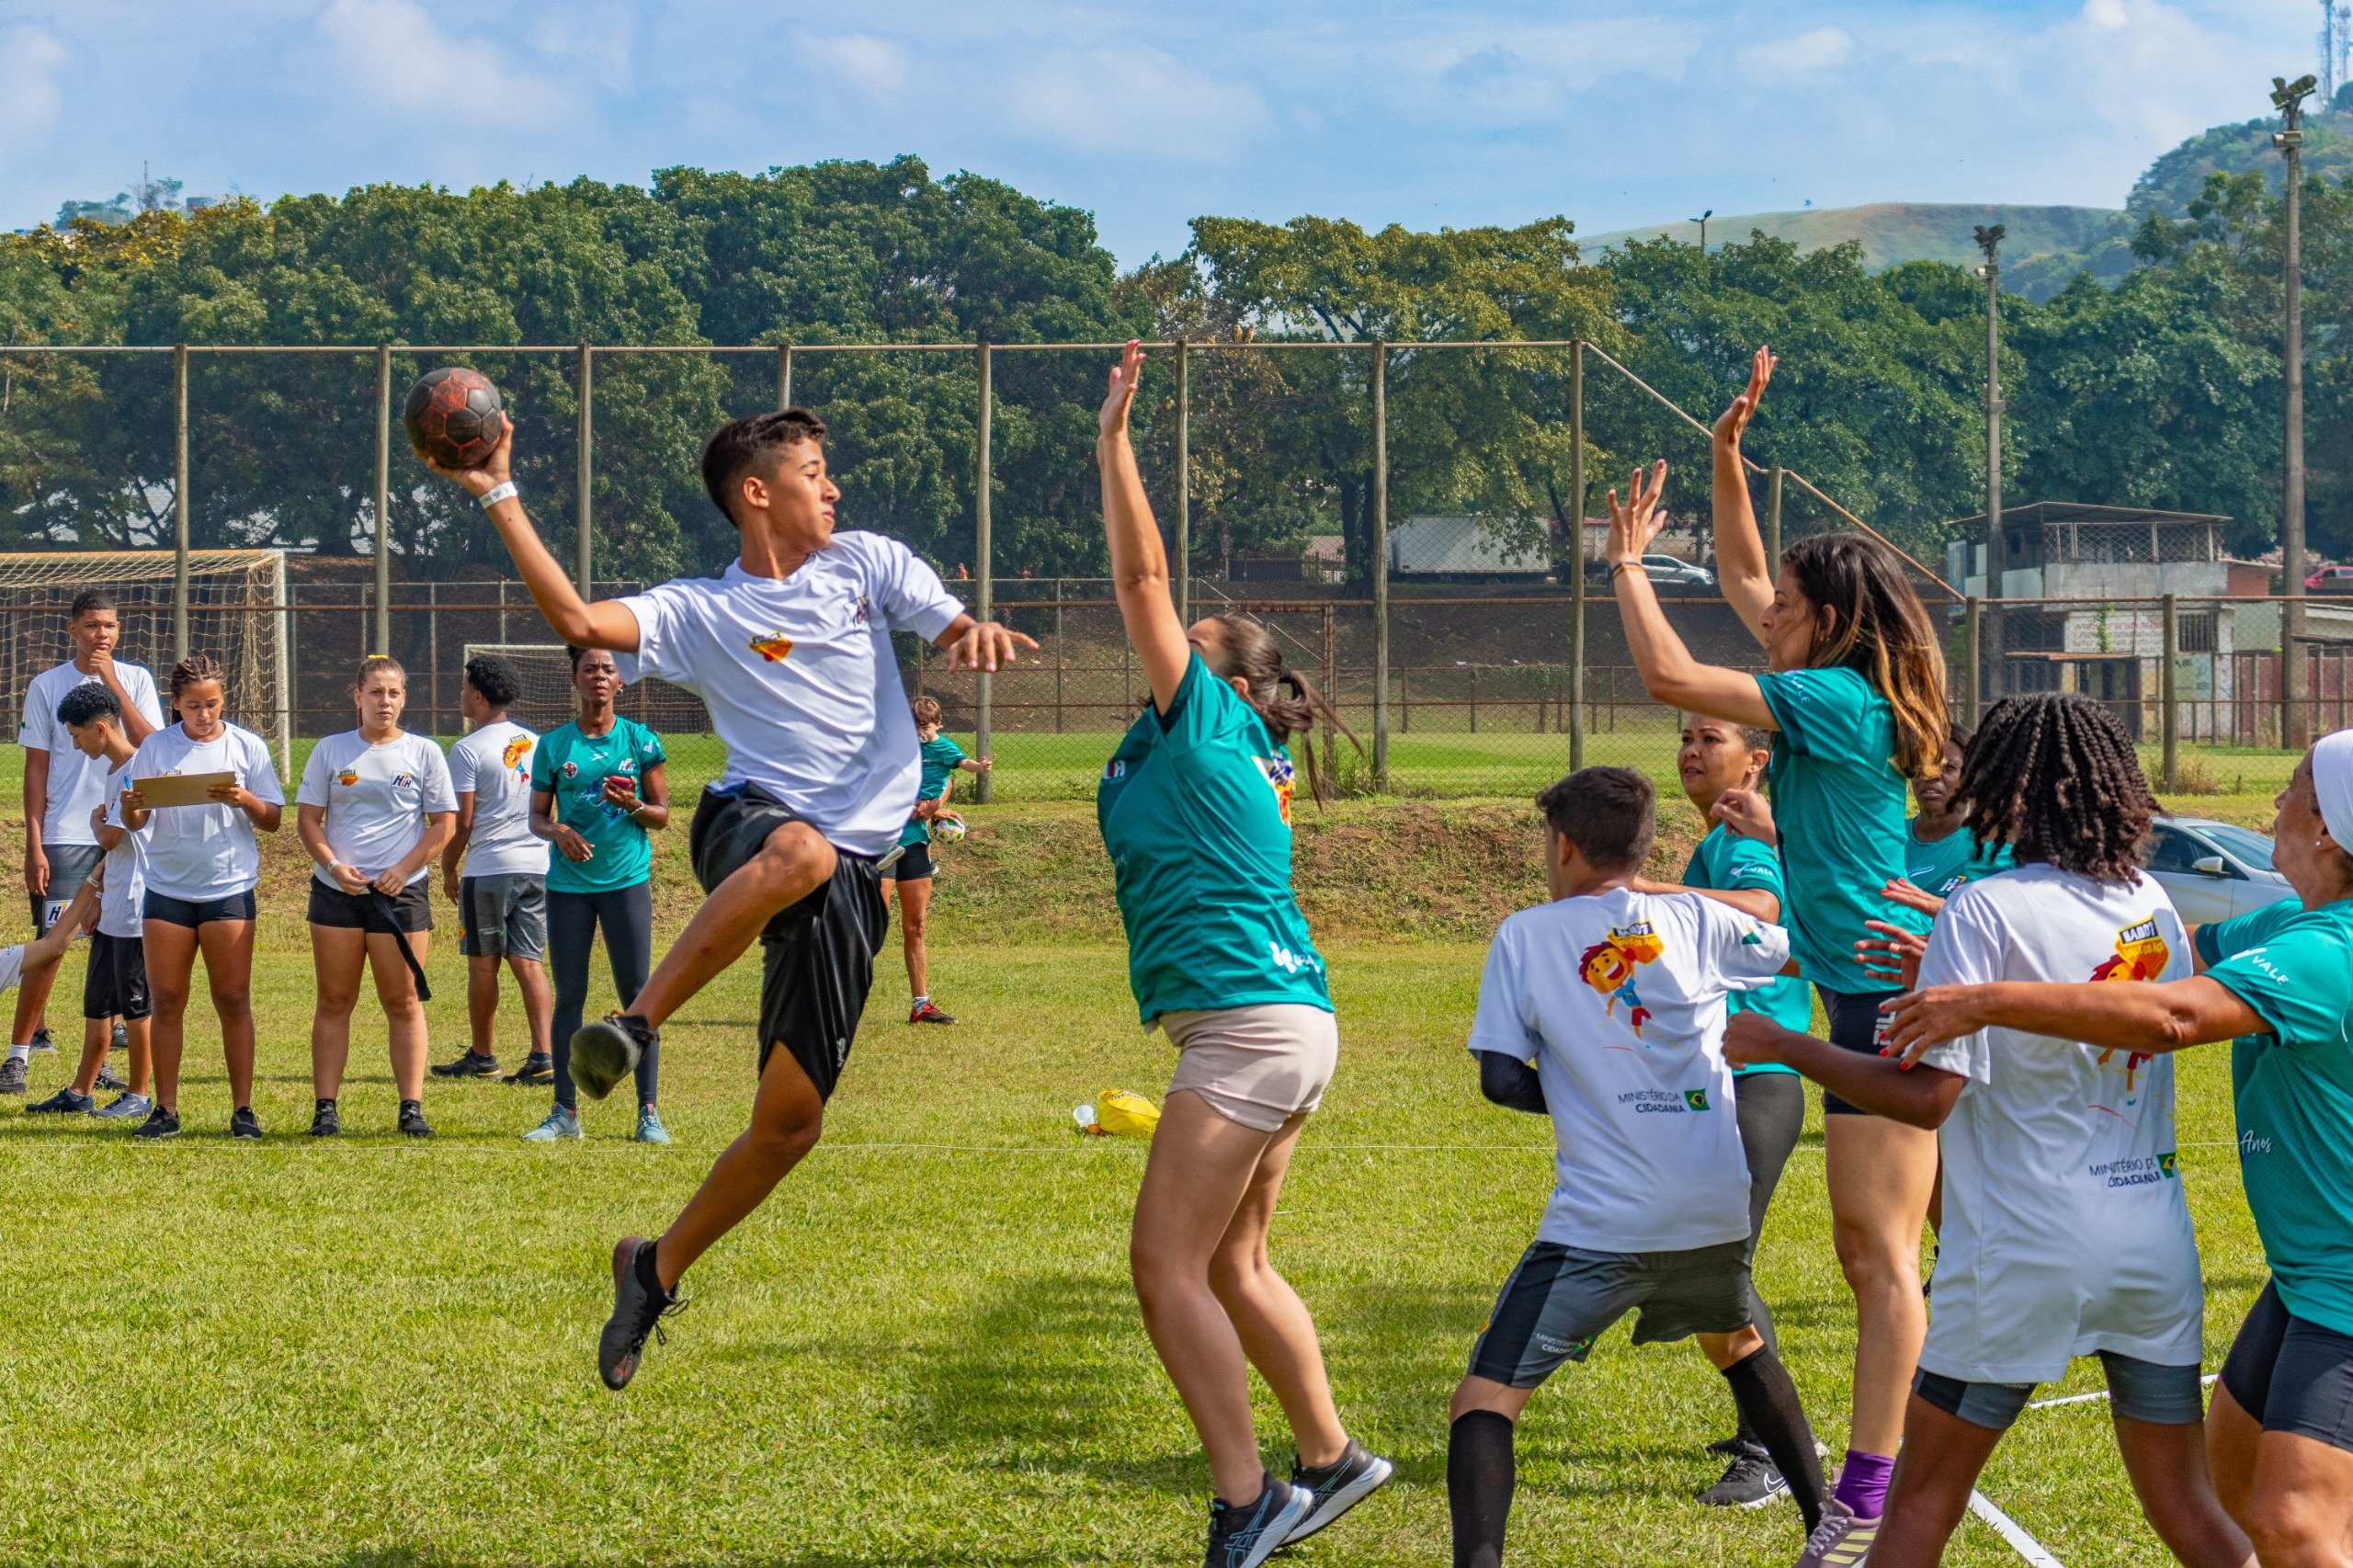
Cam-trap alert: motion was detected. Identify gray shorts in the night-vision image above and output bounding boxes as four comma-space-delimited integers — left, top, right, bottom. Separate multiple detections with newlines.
31, 842, 104, 931
459, 873, 547, 960
1469, 1237, 1754, 1389
1915, 1351, 2206, 1431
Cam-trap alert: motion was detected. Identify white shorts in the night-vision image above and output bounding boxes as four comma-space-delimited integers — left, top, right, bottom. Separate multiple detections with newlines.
1159, 1003, 1338, 1132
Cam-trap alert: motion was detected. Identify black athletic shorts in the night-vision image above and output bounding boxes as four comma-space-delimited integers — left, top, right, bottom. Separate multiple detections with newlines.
690, 785, 888, 1103
1818, 985, 1900, 1116
1469, 1237, 1753, 1389
890, 840, 935, 882
82, 931, 150, 1022
142, 888, 257, 928
2220, 1278, 2353, 1454
307, 878, 432, 933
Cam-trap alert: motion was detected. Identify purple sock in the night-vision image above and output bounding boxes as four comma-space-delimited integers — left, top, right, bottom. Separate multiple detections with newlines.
1832, 1449, 1895, 1519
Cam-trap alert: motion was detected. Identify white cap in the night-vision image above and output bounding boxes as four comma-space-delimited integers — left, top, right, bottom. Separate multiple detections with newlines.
2313, 728, 2353, 851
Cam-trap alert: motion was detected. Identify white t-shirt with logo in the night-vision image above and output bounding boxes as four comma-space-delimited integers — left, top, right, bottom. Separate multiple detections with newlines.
18, 660, 164, 846
127, 722, 283, 903
448, 720, 549, 878
1915, 865, 2206, 1383
615, 532, 966, 858
97, 758, 146, 938
1468, 887, 1792, 1254
296, 731, 458, 889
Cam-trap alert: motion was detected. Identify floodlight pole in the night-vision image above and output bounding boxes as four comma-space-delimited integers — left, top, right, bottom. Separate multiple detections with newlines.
372, 344, 392, 659
1371, 338, 1391, 788
1569, 340, 1586, 771
2277, 74, 2317, 749
1693, 209, 1713, 251
974, 340, 994, 805
1174, 337, 1190, 624
172, 343, 190, 664
575, 344, 594, 598
1976, 224, 2005, 711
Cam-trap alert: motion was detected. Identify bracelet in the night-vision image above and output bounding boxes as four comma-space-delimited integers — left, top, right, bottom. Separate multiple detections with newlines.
478, 481, 519, 510
1609, 560, 1646, 579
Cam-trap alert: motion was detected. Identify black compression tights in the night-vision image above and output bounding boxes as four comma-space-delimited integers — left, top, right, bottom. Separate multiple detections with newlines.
549, 881, 659, 1108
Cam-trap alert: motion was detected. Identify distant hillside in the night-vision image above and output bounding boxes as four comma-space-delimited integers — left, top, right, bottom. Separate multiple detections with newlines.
2130, 105, 2353, 216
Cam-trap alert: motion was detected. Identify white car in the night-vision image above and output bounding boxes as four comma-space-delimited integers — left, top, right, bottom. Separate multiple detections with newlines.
2141, 815, 2291, 926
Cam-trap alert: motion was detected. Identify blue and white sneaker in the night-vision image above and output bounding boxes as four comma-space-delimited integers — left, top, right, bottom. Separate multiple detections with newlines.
1203, 1474, 1312, 1568
634, 1106, 670, 1145
522, 1104, 582, 1142
26, 1086, 94, 1116
1285, 1440, 1395, 1543
93, 1092, 152, 1121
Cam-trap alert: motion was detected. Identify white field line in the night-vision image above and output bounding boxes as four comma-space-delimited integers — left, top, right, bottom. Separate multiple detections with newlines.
1970, 1492, 2066, 1568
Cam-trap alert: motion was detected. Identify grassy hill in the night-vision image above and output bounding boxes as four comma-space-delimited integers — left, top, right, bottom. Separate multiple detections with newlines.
1581, 202, 2129, 270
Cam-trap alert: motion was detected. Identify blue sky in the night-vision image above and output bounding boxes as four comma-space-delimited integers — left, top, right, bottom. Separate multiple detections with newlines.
0, 0, 2320, 263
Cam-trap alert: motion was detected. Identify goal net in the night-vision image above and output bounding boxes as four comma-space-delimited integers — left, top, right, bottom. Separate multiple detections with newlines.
460, 644, 711, 737
0, 549, 290, 778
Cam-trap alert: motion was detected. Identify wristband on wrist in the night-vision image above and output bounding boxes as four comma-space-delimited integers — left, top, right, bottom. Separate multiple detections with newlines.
478, 481, 519, 510
1609, 560, 1646, 580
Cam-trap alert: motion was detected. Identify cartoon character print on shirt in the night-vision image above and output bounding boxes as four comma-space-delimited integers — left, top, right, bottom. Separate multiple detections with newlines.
501, 734, 530, 776
2088, 915, 2166, 1117
1255, 750, 1297, 827
1581, 922, 1665, 1040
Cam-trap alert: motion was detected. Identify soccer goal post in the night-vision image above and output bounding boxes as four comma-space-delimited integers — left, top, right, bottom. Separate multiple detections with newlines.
460, 643, 710, 737
0, 549, 290, 779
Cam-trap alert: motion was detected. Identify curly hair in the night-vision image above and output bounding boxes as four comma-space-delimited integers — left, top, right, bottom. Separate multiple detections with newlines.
1958, 694, 2154, 884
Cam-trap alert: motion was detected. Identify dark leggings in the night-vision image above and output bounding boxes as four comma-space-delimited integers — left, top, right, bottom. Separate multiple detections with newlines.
549, 882, 658, 1109
1731, 1069, 1806, 1441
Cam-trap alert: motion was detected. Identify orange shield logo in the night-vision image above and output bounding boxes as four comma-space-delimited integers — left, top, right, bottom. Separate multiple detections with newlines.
748, 633, 794, 664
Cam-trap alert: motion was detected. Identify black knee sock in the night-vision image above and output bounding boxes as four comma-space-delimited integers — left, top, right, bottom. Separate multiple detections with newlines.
1722, 1348, 1823, 1531
1733, 1286, 1780, 1446
1448, 1410, 1516, 1568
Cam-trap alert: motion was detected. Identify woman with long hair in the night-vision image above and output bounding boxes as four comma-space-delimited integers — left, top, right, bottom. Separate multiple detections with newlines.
1095, 341, 1392, 1568
1609, 347, 1949, 1566
118, 653, 284, 1141
297, 655, 457, 1138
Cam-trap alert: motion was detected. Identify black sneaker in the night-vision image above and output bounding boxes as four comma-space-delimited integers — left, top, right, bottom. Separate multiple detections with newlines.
309, 1100, 341, 1138
229, 1106, 262, 1141
570, 1016, 652, 1102
430, 1051, 500, 1078
598, 1237, 684, 1391
398, 1100, 432, 1138
133, 1107, 181, 1141
503, 1051, 554, 1086
1698, 1437, 1789, 1508
0, 1057, 26, 1096
26, 1086, 94, 1116
1285, 1440, 1395, 1543
109, 1020, 128, 1054
1204, 1474, 1312, 1568
94, 1062, 129, 1094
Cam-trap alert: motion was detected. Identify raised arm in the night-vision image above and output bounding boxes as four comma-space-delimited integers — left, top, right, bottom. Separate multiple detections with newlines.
1629, 877, 1779, 923
1881, 975, 2261, 1063
417, 421, 642, 651
1097, 341, 1191, 711
1608, 462, 1777, 730
1712, 347, 1777, 642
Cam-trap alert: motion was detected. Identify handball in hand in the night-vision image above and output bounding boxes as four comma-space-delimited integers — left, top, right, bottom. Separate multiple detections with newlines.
929, 811, 968, 845
403, 367, 508, 469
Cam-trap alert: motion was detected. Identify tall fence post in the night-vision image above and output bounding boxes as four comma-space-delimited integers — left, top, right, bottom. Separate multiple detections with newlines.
1964, 596, 1983, 728
1370, 338, 1391, 789
575, 344, 594, 597
2162, 593, 2180, 791
1765, 465, 1784, 575
776, 342, 793, 411
173, 343, 191, 664
372, 344, 392, 658
973, 340, 994, 805
428, 580, 440, 731
1568, 339, 1586, 771
1175, 337, 1190, 625
272, 551, 292, 781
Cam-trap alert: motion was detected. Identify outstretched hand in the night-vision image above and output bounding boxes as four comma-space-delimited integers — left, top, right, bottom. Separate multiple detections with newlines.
415, 417, 515, 500
1604, 460, 1669, 568
1712, 346, 1776, 450
1099, 339, 1146, 442
942, 619, 1040, 674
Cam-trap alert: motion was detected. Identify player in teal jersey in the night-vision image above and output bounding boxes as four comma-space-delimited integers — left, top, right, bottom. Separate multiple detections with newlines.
881, 695, 992, 1025
1883, 729, 2353, 1567
1888, 724, 2015, 920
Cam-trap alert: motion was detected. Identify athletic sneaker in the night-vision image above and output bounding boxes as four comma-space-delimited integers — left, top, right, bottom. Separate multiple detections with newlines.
309, 1101, 341, 1138
1699, 1437, 1789, 1508
599, 1236, 684, 1392
26, 1086, 94, 1116
430, 1051, 500, 1079
1284, 1440, 1394, 1543
94, 1062, 129, 1094
94, 1092, 151, 1121
230, 1106, 262, 1141
503, 1052, 554, 1086
1203, 1474, 1312, 1568
28, 1027, 52, 1054
109, 1020, 127, 1054
1793, 1497, 1877, 1568
634, 1106, 671, 1146
909, 1000, 956, 1025
0, 1057, 27, 1096
132, 1107, 181, 1141
398, 1100, 432, 1138
570, 1015, 651, 1102
522, 1105, 581, 1142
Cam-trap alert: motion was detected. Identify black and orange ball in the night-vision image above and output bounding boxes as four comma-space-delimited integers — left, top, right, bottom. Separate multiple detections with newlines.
403, 367, 509, 469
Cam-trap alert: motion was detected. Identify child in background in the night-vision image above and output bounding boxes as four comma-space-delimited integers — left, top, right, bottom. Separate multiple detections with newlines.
881, 696, 992, 1026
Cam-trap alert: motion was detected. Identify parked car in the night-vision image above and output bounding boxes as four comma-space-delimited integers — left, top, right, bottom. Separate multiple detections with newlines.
1584, 554, 1717, 589
2307, 563, 2353, 594
2141, 815, 2290, 926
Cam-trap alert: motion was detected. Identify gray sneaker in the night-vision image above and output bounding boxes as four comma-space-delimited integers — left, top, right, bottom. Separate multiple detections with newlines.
633, 1106, 671, 1145
1205, 1475, 1312, 1568
1793, 1497, 1877, 1568
1285, 1441, 1394, 1544
109, 1020, 127, 1054
0, 1057, 27, 1096
598, 1236, 683, 1391
522, 1104, 582, 1142
94, 1092, 152, 1121
94, 1062, 129, 1094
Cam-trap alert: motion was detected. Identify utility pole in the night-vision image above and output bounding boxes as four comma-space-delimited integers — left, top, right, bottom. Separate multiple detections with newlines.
1692, 209, 1713, 252
2278, 74, 2317, 749
1976, 223, 2006, 706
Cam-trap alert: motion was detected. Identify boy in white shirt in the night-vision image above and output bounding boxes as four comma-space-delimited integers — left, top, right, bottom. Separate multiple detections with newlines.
420, 404, 1034, 1392
1449, 767, 1824, 1568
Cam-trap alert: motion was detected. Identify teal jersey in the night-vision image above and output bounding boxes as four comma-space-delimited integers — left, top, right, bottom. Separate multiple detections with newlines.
1682, 824, 1810, 1072
1096, 653, 1331, 1024
529, 717, 665, 894
1906, 824, 2018, 898
1756, 665, 1929, 993
902, 734, 966, 850
2196, 896, 2353, 1338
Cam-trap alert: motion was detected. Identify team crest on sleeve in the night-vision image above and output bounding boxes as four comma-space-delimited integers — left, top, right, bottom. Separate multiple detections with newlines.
1581, 922, 1665, 1037
2090, 918, 2169, 983
1255, 752, 1297, 825
748, 632, 794, 663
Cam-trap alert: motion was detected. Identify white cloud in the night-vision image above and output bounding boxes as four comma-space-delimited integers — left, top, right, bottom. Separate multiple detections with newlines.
0, 25, 70, 153
1002, 45, 1264, 158
2083, 0, 2131, 30
1409, 16, 1702, 124
312, 0, 571, 122
796, 32, 912, 99
1738, 26, 1856, 79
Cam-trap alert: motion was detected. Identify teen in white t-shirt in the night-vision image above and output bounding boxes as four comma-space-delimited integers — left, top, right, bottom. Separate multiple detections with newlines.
1730, 694, 2249, 1568
293, 656, 456, 1140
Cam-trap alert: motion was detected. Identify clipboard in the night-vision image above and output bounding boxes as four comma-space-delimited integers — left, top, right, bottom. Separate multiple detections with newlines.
129, 771, 237, 808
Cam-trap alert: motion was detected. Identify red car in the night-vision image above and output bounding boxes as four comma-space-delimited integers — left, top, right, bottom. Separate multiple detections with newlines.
2309, 564, 2353, 593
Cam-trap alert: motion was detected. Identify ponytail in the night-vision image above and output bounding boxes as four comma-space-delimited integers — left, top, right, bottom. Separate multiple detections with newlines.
1201, 614, 1359, 804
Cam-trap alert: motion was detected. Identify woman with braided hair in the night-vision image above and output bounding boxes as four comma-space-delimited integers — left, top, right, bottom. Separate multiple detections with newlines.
1610, 346, 1949, 1564
1727, 694, 2249, 1568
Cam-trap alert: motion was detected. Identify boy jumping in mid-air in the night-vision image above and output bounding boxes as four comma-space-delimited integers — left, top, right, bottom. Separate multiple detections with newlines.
1449, 766, 1824, 1568
422, 405, 1032, 1391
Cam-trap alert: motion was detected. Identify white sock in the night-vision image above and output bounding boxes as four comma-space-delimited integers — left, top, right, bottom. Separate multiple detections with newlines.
6, 1044, 27, 1064
912, 994, 929, 1008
